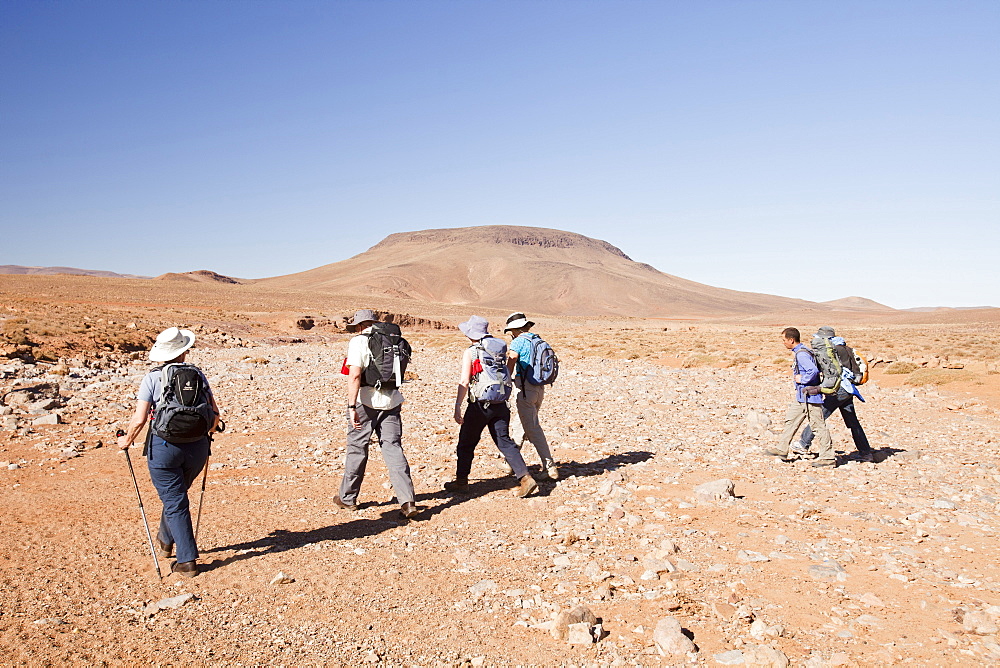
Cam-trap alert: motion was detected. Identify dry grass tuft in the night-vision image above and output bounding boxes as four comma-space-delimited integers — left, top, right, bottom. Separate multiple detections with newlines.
885, 361, 918, 374
904, 368, 976, 386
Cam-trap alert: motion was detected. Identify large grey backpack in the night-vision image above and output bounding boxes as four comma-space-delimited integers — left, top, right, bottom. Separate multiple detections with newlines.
469, 337, 513, 404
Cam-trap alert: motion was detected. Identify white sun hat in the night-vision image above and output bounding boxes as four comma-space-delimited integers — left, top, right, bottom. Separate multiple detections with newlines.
149, 326, 196, 362
503, 312, 534, 332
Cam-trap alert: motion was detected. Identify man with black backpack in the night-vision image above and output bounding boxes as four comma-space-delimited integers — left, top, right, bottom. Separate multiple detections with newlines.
444, 315, 537, 498
797, 326, 874, 463
504, 312, 559, 480
117, 326, 221, 577
337, 309, 419, 519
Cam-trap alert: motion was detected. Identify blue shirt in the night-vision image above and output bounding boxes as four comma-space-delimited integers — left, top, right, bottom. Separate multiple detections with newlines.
792, 343, 823, 404
510, 333, 537, 380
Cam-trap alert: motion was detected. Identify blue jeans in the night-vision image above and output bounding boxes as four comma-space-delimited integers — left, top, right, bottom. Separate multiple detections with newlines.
456, 401, 528, 480
801, 393, 871, 453
147, 434, 210, 563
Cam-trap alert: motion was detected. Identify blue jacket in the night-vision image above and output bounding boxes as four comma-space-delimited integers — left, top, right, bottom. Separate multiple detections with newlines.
792, 343, 824, 404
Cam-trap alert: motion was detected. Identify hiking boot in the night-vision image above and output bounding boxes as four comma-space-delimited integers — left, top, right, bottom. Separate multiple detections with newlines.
444, 478, 470, 493
171, 560, 198, 578
513, 474, 538, 498
155, 537, 173, 559
763, 447, 795, 462
790, 442, 815, 458
540, 460, 559, 481
333, 497, 358, 511
400, 501, 419, 519
811, 458, 837, 468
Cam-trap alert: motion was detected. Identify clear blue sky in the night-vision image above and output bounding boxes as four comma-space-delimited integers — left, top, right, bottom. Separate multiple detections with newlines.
2, 1, 997, 308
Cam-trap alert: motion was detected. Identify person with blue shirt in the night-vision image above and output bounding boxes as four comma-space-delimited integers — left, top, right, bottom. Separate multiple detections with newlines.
117, 327, 221, 577
764, 327, 836, 467
504, 312, 558, 481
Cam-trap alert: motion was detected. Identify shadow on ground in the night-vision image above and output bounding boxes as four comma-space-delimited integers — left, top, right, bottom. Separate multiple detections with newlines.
201, 449, 654, 570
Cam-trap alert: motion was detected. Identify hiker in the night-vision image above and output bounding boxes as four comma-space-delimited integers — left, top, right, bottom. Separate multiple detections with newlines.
336, 309, 418, 520
764, 327, 836, 467
444, 316, 538, 498
798, 326, 874, 462
504, 312, 558, 480
117, 327, 221, 577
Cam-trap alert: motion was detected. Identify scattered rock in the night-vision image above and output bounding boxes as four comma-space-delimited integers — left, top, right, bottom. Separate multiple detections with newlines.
694, 478, 736, 505
808, 560, 848, 582
652, 616, 696, 656
551, 605, 598, 641
143, 593, 196, 617
270, 571, 294, 585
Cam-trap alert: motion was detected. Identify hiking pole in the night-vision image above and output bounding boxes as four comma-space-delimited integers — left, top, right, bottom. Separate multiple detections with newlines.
195, 420, 224, 543
117, 429, 162, 580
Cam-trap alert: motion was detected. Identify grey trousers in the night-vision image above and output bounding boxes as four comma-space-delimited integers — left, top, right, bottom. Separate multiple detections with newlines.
776, 401, 833, 461
515, 382, 554, 465
339, 404, 415, 506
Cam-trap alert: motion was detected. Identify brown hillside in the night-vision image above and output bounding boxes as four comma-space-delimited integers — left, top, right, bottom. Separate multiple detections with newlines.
257, 226, 825, 317
154, 270, 243, 284
822, 296, 895, 311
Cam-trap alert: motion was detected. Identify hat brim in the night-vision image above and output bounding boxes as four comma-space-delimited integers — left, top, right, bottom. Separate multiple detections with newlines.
503, 318, 533, 331
149, 329, 195, 362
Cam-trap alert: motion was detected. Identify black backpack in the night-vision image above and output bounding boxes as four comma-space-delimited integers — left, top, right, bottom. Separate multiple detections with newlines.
361, 322, 412, 391
150, 364, 216, 444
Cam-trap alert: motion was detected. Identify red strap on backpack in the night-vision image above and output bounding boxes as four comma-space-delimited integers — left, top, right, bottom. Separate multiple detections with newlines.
340, 357, 350, 375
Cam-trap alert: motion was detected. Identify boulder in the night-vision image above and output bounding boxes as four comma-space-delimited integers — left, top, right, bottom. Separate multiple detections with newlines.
652, 616, 696, 656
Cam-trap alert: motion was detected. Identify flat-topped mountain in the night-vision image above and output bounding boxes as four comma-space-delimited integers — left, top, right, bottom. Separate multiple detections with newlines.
258, 226, 824, 317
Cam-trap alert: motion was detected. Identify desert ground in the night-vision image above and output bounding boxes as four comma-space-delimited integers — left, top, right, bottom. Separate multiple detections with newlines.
2, 274, 1000, 666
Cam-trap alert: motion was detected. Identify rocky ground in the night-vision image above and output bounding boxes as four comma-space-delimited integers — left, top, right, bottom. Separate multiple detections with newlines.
2, 326, 1000, 667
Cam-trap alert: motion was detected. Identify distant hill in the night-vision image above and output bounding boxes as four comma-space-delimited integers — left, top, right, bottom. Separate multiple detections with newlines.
822, 296, 895, 311
257, 226, 828, 317
154, 270, 243, 284
0, 265, 149, 279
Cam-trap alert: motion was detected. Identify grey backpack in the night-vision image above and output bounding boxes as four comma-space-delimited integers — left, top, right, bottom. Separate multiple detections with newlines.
469, 337, 513, 404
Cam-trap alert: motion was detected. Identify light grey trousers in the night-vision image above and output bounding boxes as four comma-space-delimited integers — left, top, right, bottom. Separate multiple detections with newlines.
776, 401, 833, 461
339, 404, 415, 506
514, 382, 554, 464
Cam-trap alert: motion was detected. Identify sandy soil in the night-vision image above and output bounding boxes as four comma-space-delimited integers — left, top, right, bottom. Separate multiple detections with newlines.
2, 277, 1000, 665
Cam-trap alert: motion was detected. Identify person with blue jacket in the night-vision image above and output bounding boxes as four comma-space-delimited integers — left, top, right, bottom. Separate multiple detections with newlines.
764, 327, 836, 467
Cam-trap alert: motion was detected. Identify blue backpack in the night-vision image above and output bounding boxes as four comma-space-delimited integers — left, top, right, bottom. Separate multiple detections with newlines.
516, 333, 559, 386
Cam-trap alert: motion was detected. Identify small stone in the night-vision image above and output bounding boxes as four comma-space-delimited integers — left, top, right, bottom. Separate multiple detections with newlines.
567, 621, 595, 644
551, 605, 598, 640
714, 649, 745, 665
808, 560, 848, 582
738, 550, 770, 563
858, 592, 885, 608
143, 592, 196, 617
933, 499, 957, 510
652, 616, 696, 656
32, 413, 60, 426
469, 579, 497, 599
270, 571, 294, 585
694, 479, 735, 505
741, 644, 789, 667
963, 610, 1000, 635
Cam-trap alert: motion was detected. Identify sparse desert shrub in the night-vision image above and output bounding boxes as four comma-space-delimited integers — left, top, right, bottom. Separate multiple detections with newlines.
683, 354, 717, 368
885, 361, 918, 374
773, 357, 789, 366
904, 369, 976, 386
727, 355, 753, 367
1, 318, 34, 346
248, 357, 270, 365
